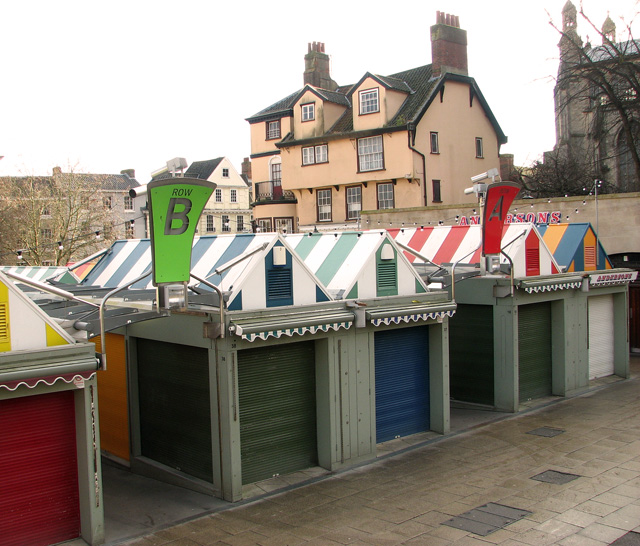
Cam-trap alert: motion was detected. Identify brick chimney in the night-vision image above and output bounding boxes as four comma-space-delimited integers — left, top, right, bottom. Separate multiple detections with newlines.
304, 42, 338, 91
431, 12, 468, 77
52, 166, 62, 175
120, 169, 136, 179
241, 157, 252, 181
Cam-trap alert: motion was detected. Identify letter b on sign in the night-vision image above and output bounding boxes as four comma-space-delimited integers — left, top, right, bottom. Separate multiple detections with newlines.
165, 198, 192, 235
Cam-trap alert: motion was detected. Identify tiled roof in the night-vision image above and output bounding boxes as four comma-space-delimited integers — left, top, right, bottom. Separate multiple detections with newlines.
0, 172, 140, 191
249, 63, 506, 145
247, 89, 302, 120
185, 158, 224, 180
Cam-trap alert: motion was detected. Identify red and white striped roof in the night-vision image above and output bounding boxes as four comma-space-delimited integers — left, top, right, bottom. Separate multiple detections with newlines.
388, 224, 560, 277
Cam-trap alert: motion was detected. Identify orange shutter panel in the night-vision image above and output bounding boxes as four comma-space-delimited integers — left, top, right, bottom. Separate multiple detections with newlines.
93, 334, 130, 462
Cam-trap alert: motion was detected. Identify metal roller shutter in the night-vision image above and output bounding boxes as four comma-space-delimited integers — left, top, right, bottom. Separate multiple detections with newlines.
449, 305, 494, 406
375, 326, 430, 443
137, 338, 212, 482
518, 302, 552, 402
588, 294, 615, 379
238, 341, 317, 485
0, 391, 80, 546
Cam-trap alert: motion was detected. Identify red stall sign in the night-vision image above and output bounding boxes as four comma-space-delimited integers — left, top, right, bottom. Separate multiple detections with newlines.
482, 182, 521, 255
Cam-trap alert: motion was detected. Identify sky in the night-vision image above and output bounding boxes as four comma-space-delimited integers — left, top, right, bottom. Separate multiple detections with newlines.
1, 0, 638, 182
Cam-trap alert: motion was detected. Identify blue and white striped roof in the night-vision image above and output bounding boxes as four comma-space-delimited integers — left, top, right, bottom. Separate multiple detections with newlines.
0, 266, 79, 285
82, 234, 332, 311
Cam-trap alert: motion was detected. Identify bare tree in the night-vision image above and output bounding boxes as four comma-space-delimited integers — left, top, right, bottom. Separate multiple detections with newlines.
551, 2, 640, 193
0, 167, 121, 266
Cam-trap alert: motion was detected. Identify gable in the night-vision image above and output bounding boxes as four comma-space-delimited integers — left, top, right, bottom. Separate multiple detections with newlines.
0, 272, 74, 353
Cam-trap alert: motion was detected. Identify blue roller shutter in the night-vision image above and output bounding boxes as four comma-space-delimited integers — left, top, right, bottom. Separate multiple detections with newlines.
375, 326, 430, 443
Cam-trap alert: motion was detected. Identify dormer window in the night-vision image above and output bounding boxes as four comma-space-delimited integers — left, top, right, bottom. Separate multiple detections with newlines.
301, 103, 315, 122
359, 88, 379, 114
266, 120, 281, 140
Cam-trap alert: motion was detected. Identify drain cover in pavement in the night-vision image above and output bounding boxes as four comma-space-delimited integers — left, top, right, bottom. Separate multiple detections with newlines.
442, 503, 532, 536
531, 470, 580, 484
609, 532, 640, 546
526, 426, 565, 437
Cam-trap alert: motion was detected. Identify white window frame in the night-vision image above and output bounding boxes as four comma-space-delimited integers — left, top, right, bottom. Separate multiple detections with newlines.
430, 132, 439, 154
475, 137, 484, 158
222, 214, 230, 232
317, 189, 332, 222
301, 103, 315, 122
206, 214, 215, 232
222, 168, 229, 178
346, 185, 362, 220
359, 88, 379, 114
230, 189, 237, 203
236, 215, 244, 232
377, 182, 394, 210
215, 189, 222, 203
302, 144, 328, 165
267, 120, 281, 140
357, 135, 384, 172
124, 194, 134, 211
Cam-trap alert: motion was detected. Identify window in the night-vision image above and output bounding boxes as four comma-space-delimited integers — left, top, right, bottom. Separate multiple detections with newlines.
40, 228, 52, 240
430, 132, 439, 154
267, 120, 281, 140
124, 194, 134, 211
222, 214, 230, 232
377, 182, 394, 209
317, 189, 332, 222
346, 186, 362, 220
270, 161, 282, 182
301, 103, 315, 121
257, 218, 272, 232
230, 189, 237, 203
41, 205, 51, 217
206, 215, 215, 232
302, 144, 328, 165
236, 215, 244, 232
215, 189, 222, 203
359, 88, 379, 114
222, 168, 229, 178
275, 218, 294, 233
432, 180, 442, 203
125, 222, 134, 238
357, 135, 384, 172
475, 137, 484, 158
103, 196, 112, 209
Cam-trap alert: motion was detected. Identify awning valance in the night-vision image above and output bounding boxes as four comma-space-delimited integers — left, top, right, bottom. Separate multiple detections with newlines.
0, 371, 96, 392
518, 276, 583, 294
230, 310, 354, 342
366, 302, 457, 327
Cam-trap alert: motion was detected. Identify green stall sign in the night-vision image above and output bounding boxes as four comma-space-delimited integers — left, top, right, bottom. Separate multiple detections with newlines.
147, 177, 216, 285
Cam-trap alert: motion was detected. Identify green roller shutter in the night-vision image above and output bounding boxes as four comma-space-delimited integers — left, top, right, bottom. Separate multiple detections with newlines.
518, 302, 552, 402
449, 305, 494, 406
238, 341, 317, 484
136, 338, 212, 483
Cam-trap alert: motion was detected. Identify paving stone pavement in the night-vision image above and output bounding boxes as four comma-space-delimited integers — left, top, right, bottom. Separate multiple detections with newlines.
115, 360, 640, 546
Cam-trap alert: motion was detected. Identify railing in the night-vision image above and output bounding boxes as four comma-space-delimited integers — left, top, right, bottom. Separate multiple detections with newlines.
253, 181, 297, 203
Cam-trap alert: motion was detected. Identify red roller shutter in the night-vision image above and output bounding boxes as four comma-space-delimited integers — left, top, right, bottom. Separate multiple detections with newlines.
0, 390, 80, 546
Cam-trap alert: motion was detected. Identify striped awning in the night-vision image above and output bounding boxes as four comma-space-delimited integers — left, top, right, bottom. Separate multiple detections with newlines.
230, 310, 354, 342
366, 302, 457, 326
518, 276, 583, 294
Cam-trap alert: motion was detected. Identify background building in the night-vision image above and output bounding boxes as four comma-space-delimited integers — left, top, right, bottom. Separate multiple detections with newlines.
247, 13, 507, 233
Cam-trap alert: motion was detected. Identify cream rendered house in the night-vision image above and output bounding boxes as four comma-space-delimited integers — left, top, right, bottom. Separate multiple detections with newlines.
247, 13, 507, 232
184, 157, 252, 234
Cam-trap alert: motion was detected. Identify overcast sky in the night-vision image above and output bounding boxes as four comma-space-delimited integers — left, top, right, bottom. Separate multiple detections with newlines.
1, 1, 638, 181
